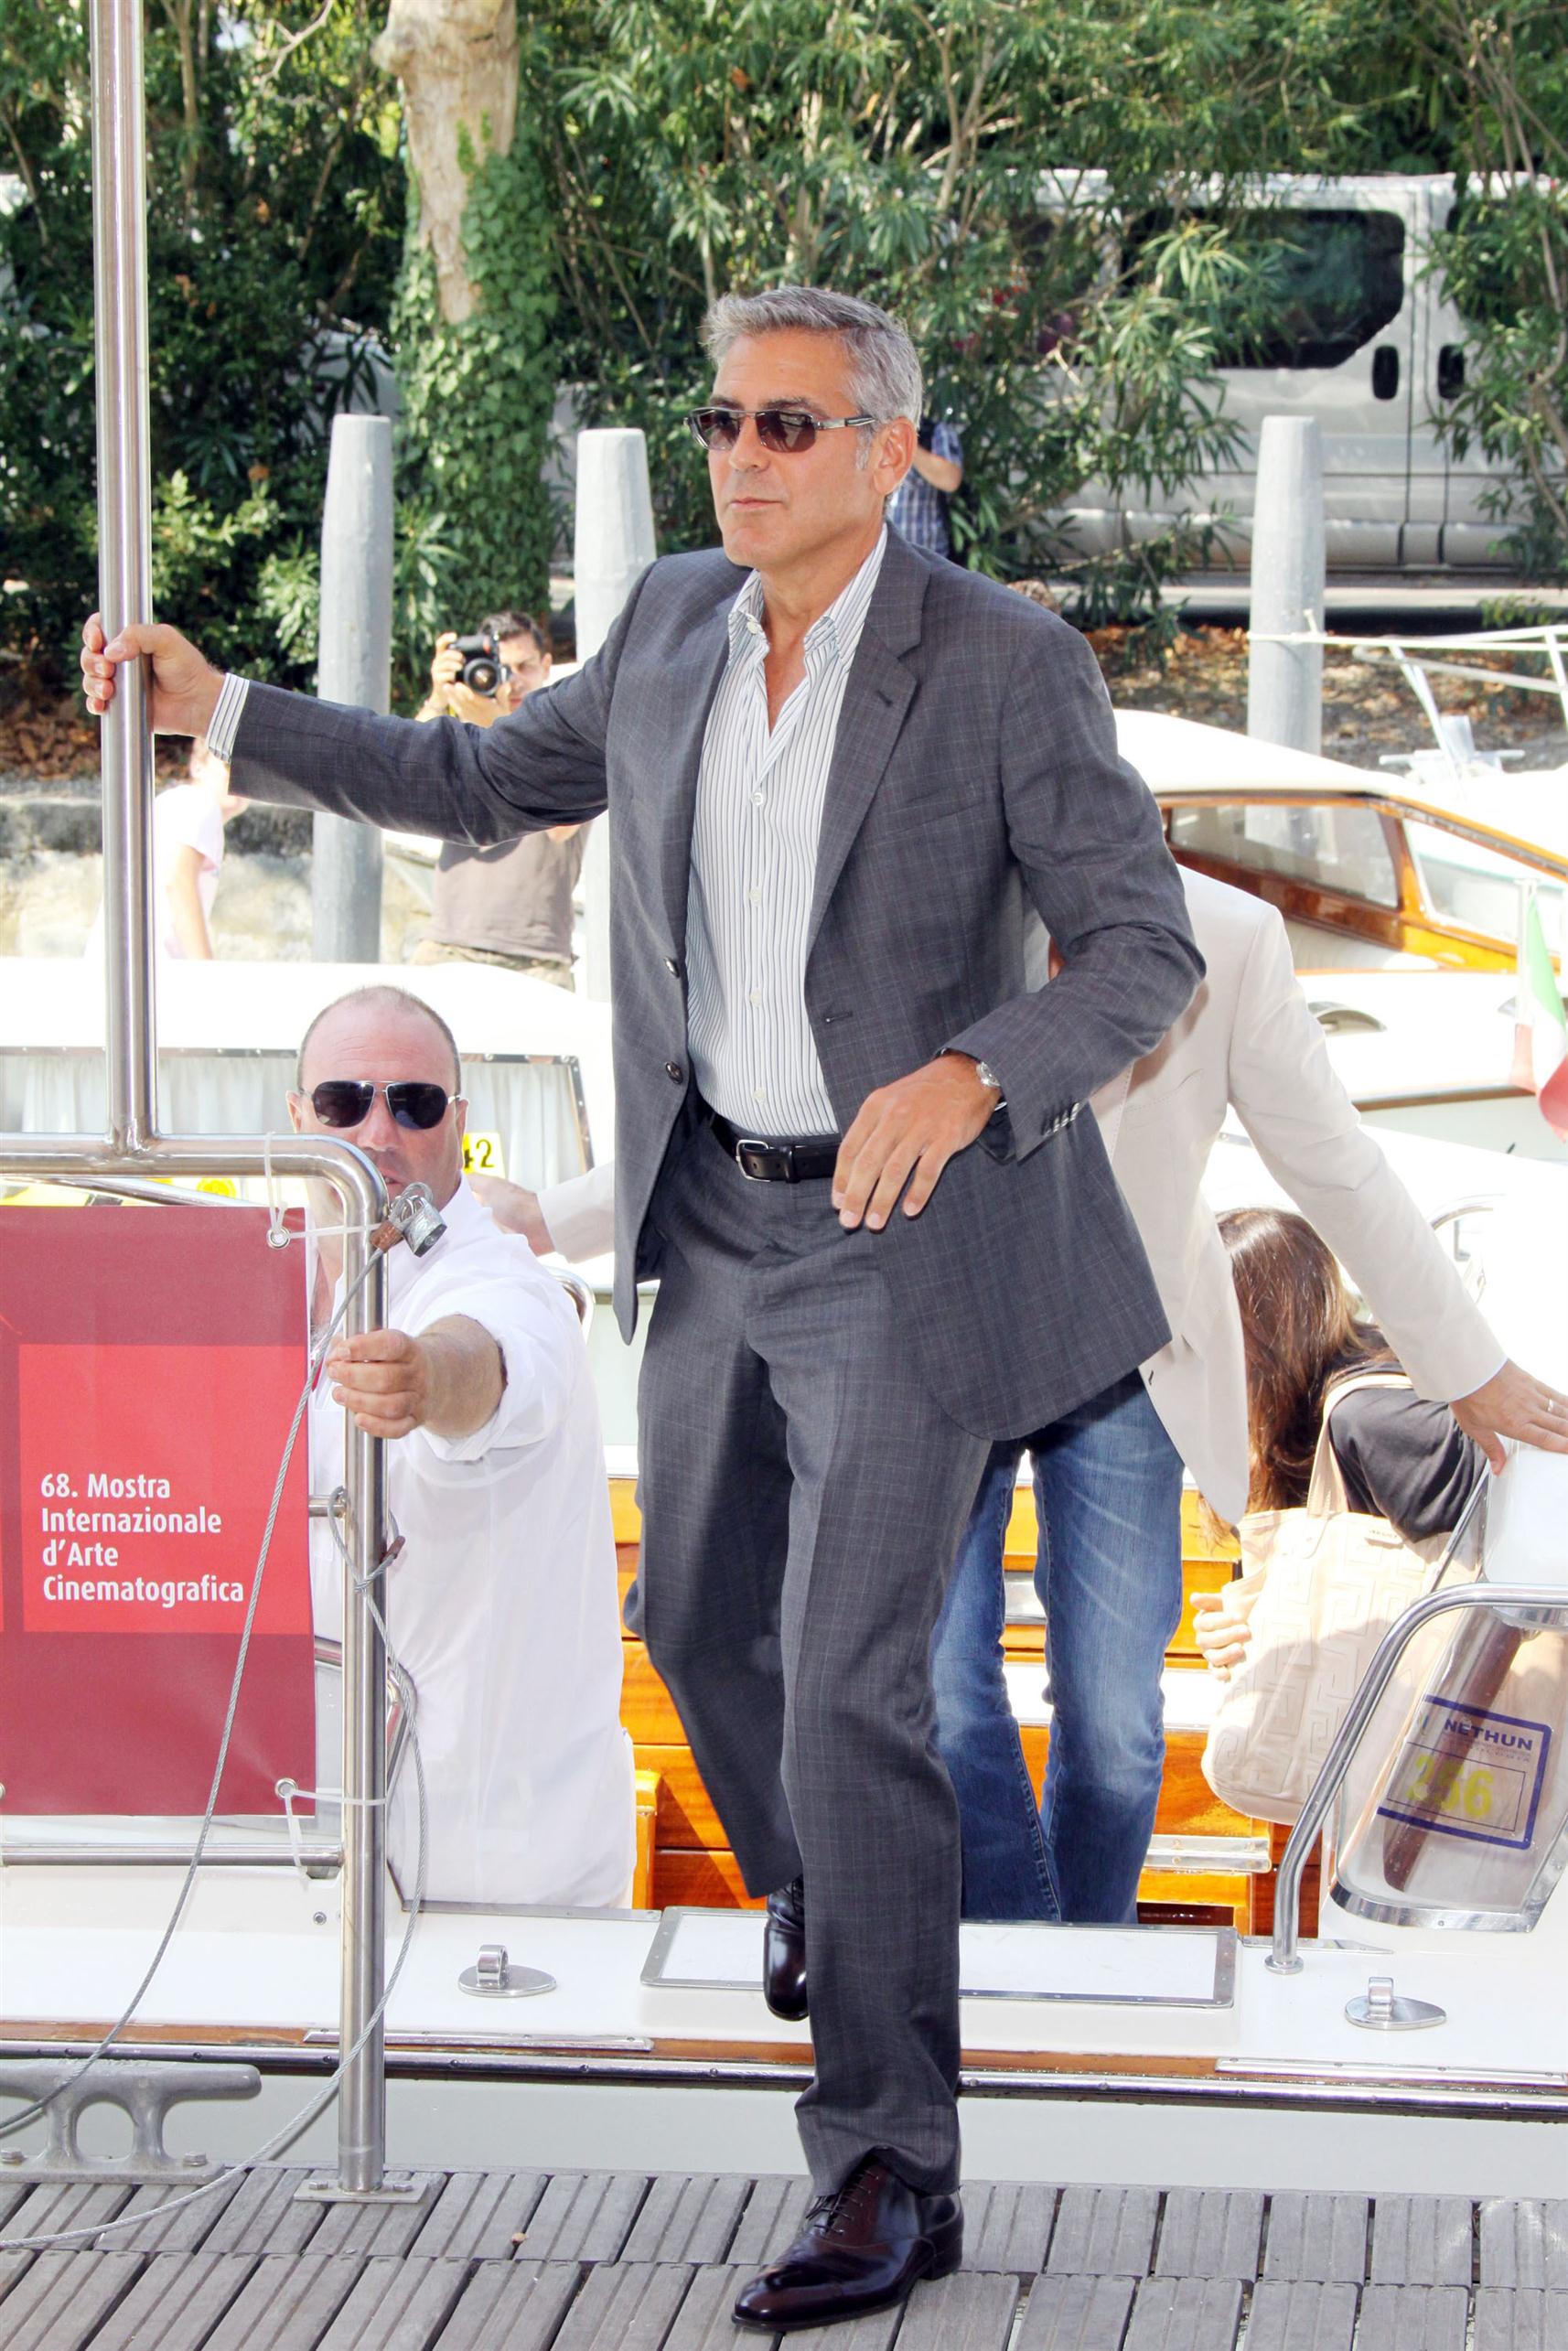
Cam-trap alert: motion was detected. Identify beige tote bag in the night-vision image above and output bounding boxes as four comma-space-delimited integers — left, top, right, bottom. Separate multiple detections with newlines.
1200, 1369, 1476, 1826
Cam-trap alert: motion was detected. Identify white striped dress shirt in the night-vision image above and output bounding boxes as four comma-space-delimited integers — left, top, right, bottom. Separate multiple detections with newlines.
207, 532, 886, 1142
686, 530, 886, 1136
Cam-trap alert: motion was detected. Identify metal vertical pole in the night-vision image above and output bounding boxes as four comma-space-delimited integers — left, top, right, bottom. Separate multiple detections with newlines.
572, 429, 656, 1002
336, 1226, 390, 2193
1247, 415, 1326, 757
88, 0, 157, 1147
319, 428, 394, 2188
85, 0, 396, 2197
313, 414, 393, 964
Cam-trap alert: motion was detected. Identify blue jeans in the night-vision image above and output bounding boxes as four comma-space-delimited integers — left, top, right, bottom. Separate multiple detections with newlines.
930, 1369, 1184, 1924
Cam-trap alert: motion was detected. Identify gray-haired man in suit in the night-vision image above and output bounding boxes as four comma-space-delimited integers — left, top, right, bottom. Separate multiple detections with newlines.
84, 284, 1202, 2332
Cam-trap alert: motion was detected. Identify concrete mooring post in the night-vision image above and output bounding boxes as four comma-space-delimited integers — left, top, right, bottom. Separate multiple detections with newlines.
573, 429, 656, 1002
1246, 414, 1326, 757
313, 413, 393, 962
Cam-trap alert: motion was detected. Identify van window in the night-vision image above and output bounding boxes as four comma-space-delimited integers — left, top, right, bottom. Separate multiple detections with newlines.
1217, 209, 1406, 370
1170, 800, 1400, 905
1130, 206, 1407, 370
1441, 199, 1525, 329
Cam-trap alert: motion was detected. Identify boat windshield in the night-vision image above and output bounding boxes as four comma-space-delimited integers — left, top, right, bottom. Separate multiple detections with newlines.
1405, 819, 1568, 954
1169, 800, 1401, 906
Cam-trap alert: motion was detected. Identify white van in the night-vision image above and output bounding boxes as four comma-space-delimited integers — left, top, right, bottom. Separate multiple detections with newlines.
1056, 173, 1506, 571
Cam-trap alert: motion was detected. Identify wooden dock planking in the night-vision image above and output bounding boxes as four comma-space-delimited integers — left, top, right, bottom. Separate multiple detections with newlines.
0, 2168, 1545, 2351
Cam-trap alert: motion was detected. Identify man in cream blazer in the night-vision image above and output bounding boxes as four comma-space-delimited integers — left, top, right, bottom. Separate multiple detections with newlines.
930, 864, 1568, 1924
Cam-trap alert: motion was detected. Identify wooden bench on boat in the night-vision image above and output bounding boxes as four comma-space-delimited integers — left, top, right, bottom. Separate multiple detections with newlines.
613, 1480, 1316, 1934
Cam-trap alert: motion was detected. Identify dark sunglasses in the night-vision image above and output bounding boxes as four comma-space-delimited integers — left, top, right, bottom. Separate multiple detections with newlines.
308, 1079, 456, 1131
684, 404, 877, 455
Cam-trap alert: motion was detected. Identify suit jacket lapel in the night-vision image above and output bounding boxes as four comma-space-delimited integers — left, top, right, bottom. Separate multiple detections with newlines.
657, 604, 732, 959
807, 532, 928, 955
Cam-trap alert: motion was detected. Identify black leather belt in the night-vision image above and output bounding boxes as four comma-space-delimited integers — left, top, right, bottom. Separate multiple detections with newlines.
706, 1107, 841, 1183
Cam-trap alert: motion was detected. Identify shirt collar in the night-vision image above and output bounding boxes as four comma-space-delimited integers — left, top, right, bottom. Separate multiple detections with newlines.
725, 527, 888, 671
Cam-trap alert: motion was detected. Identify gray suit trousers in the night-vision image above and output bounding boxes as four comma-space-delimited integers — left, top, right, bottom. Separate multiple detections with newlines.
631, 1111, 989, 2195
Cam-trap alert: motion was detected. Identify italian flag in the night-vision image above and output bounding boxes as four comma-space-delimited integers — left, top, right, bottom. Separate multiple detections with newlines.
1511, 889, 1568, 1139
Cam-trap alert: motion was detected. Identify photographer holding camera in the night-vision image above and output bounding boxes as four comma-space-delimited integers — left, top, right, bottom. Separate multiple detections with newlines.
411, 609, 584, 986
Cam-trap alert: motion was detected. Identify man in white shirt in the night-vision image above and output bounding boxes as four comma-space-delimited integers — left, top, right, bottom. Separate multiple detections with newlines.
294, 984, 633, 1910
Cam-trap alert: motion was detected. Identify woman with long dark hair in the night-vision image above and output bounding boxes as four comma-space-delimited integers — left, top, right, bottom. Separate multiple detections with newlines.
1194, 1206, 1485, 1675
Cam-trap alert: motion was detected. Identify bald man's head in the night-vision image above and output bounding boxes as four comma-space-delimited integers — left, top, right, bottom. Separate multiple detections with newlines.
290, 987, 467, 1209
296, 986, 461, 1094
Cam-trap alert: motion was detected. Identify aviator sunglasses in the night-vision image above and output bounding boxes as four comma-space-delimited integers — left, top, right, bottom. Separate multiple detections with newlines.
684, 404, 877, 455
308, 1079, 456, 1131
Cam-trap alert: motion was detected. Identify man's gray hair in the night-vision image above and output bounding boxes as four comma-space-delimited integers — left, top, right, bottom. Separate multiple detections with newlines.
703, 285, 923, 428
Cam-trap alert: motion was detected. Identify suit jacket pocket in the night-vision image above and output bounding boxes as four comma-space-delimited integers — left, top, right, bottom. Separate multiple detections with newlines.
886, 785, 995, 838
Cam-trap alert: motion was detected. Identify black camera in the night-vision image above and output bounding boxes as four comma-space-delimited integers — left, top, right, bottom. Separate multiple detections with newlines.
453, 631, 502, 696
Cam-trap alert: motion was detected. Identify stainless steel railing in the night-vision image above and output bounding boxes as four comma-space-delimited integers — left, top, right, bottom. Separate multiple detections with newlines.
0, 1134, 392, 2197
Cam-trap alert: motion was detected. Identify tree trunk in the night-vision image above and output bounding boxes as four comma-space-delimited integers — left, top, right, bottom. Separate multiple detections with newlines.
374, 0, 518, 324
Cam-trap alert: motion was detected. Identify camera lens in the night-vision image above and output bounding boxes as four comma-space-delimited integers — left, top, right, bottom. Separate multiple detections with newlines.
454, 632, 501, 696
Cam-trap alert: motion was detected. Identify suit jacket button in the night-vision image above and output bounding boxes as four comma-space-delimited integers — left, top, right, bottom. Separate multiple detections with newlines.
665, 958, 682, 976
665, 1061, 685, 1083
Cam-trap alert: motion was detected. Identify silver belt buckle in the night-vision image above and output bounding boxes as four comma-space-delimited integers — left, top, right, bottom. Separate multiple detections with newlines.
735, 1137, 792, 1182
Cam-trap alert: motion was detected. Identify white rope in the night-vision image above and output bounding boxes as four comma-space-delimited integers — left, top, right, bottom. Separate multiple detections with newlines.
277, 1784, 391, 1809
260, 1133, 386, 1249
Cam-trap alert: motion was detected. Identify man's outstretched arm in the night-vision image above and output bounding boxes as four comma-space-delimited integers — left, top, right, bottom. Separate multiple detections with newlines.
324, 1316, 504, 1443
81, 602, 632, 843
1228, 902, 1568, 1474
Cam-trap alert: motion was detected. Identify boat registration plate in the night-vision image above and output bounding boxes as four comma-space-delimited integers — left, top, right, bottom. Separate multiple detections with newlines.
1377, 1696, 1552, 1850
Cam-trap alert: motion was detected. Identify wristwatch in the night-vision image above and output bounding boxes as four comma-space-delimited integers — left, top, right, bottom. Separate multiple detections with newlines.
944, 1048, 1004, 1109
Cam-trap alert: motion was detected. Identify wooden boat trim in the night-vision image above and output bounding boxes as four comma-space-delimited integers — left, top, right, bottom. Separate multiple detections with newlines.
4, 2021, 1564, 2121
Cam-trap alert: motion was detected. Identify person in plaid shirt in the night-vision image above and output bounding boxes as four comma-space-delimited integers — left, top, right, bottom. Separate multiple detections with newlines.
886, 413, 964, 556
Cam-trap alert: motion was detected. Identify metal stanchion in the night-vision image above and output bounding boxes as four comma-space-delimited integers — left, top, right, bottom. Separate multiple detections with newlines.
63, 0, 404, 2203
0, 1131, 397, 2201
88, 0, 156, 1148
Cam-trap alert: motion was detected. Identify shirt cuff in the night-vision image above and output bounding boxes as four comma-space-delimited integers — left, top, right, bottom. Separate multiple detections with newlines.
205, 672, 252, 767
1445, 1347, 1509, 1405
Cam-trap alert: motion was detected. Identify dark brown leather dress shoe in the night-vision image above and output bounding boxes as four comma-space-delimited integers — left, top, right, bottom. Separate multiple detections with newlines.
732, 2154, 961, 2331
762, 1875, 808, 2021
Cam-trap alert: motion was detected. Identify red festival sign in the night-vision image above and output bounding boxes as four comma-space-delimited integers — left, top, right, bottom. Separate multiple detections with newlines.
0, 1205, 315, 1815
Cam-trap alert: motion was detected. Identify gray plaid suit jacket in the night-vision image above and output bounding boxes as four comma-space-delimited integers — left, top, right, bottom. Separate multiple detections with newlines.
232, 529, 1203, 1435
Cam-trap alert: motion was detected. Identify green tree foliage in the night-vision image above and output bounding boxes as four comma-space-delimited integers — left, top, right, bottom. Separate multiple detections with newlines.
527, 0, 1423, 610
1419, 0, 1568, 576
0, 0, 403, 685
391, 110, 557, 659
5, 0, 1564, 696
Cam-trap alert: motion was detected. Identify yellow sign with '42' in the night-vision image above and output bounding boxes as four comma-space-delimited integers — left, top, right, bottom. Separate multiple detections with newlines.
462, 1133, 506, 1177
